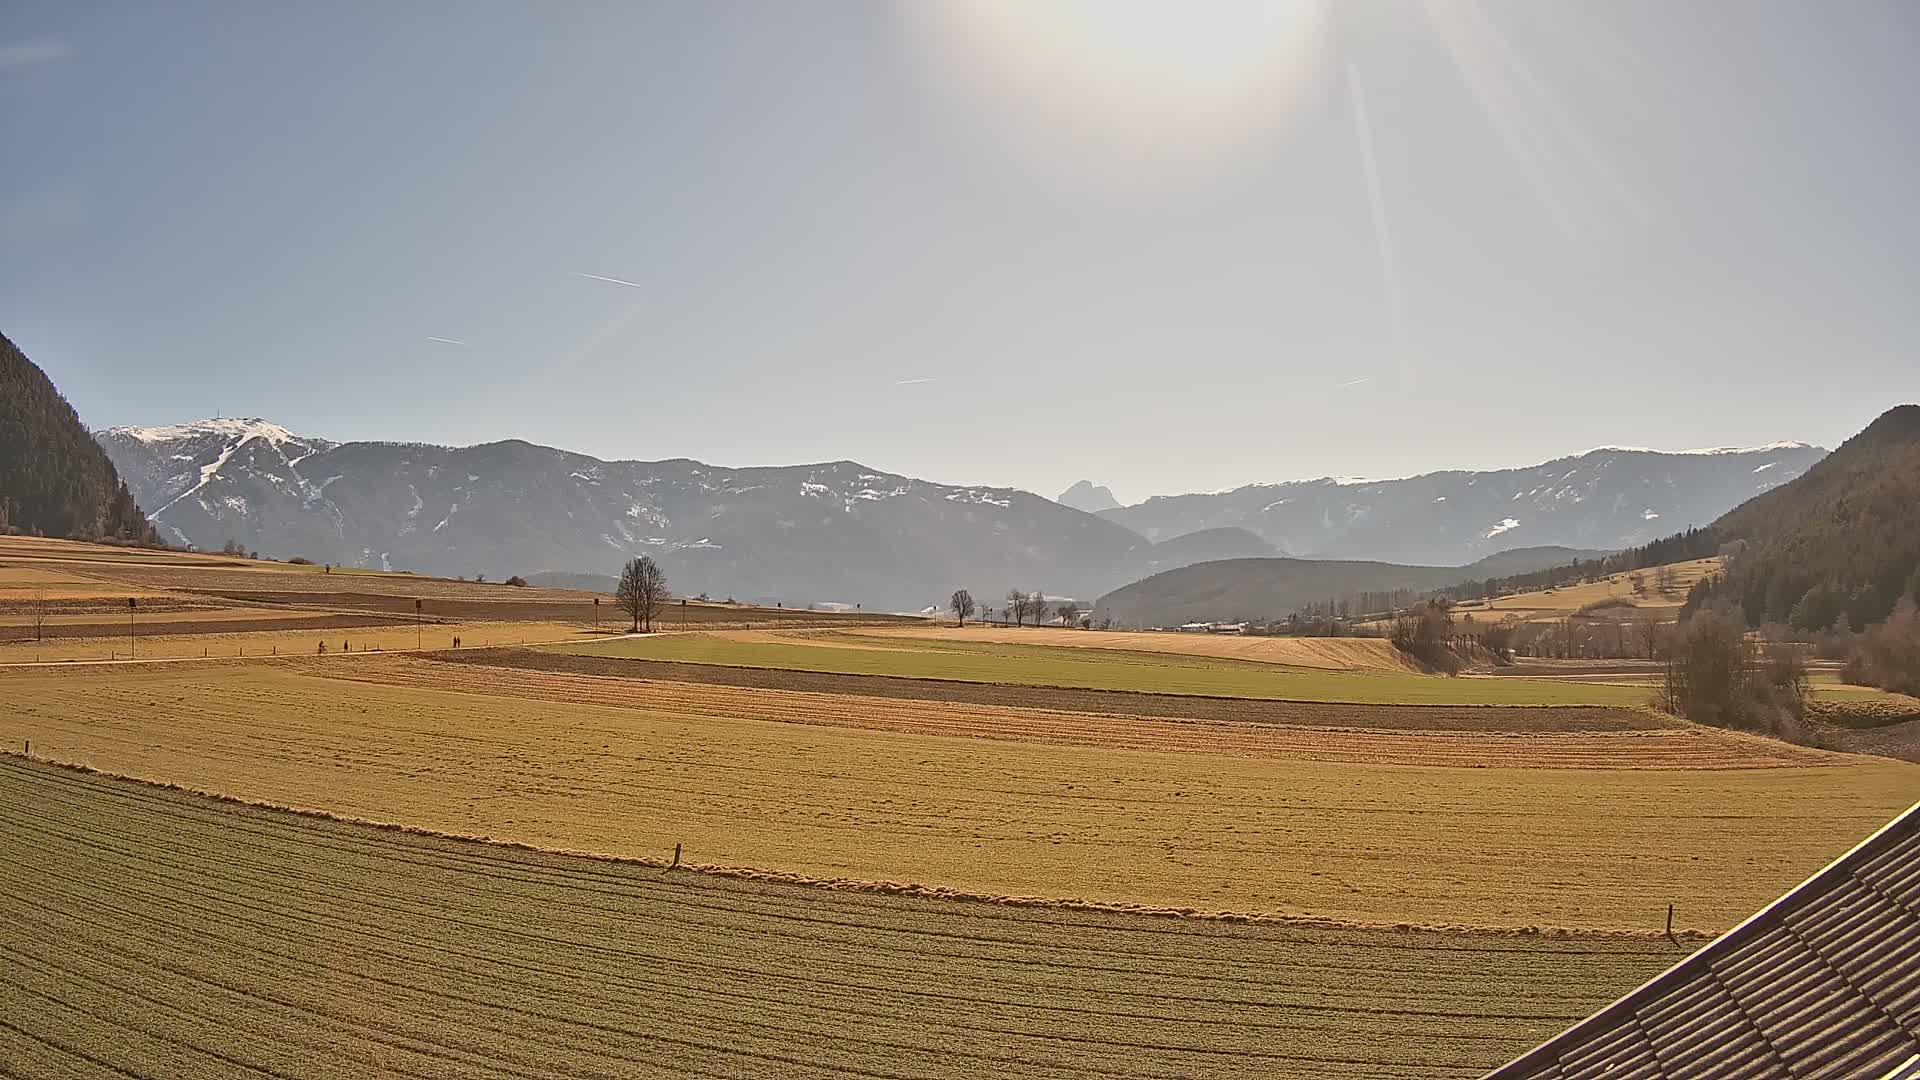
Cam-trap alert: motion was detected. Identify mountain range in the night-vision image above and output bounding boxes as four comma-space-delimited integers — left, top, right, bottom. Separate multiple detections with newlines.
97, 419, 1279, 610
1092, 442, 1825, 564
97, 418, 1825, 612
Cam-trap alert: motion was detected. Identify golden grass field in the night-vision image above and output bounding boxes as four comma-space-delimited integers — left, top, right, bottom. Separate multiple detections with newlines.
0, 756, 1693, 1080
4, 657, 1912, 932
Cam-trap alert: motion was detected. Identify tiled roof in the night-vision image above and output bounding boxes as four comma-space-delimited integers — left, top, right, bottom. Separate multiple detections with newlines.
1488, 801, 1920, 1079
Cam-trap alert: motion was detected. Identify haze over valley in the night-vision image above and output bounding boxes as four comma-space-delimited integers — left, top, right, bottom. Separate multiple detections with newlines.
100, 415, 1821, 612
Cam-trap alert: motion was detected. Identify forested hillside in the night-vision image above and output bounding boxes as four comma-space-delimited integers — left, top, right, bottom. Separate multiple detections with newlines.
0, 333, 153, 541
1688, 404, 1920, 630
1092, 546, 1599, 627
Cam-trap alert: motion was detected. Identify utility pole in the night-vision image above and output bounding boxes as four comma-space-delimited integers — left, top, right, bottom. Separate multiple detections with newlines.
414, 598, 422, 650
128, 597, 136, 658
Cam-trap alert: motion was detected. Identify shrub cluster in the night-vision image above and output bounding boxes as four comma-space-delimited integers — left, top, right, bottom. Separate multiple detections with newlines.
1661, 606, 1809, 741
1840, 598, 1920, 697
1389, 601, 1461, 674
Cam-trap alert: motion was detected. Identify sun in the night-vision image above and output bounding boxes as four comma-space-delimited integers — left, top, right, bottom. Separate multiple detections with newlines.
908, 0, 1330, 194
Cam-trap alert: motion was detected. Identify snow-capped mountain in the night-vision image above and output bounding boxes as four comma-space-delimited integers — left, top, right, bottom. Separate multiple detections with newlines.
96, 419, 1273, 609
96, 419, 1825, 608
1096, 443, 1828, 566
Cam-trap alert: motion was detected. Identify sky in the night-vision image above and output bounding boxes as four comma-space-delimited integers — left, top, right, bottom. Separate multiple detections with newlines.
3, 1, 1916, 505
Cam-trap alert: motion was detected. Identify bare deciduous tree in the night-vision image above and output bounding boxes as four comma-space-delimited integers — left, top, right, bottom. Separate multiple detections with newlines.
616, 556, 670, 632
1655, 564, 1679, 597
30, 587, 49, 643
1006, 589, 1027, 627
950, 589, 976, 627
1636, 611, 1662, 661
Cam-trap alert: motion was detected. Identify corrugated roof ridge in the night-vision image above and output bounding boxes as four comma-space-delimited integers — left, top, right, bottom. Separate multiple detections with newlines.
1486, 800, 1920, 1078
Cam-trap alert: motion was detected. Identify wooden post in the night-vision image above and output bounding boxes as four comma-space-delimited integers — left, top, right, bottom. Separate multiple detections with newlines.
1666, 903, 1674, 937
672, 843, 681, 869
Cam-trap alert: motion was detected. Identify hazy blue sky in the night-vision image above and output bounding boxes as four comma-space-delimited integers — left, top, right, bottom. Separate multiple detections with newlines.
4, 1, 1915, 503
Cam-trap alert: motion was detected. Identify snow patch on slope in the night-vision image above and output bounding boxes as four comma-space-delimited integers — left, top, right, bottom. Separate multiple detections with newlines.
109, 418, 320, 448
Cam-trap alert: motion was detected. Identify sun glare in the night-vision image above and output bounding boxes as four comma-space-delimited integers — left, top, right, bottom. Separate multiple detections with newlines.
909, 0, 1329, 194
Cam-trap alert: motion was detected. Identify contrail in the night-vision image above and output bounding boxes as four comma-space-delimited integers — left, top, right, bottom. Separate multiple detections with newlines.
895, 377, 937, 386
0, 41, 73, 69
573, 272, 644, 289
1337, 376, 1371, 389
426, 336, 468, 346
1345, 64, 1414, 386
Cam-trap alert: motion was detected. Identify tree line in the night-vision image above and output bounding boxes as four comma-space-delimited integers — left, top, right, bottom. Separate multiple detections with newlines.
947, 588, 1080, 628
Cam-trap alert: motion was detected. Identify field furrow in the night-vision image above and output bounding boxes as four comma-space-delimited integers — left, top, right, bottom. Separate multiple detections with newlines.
0, 758, 1686, 1080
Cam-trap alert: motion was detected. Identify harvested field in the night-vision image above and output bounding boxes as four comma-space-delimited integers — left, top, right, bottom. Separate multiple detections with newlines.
3, 662, 1911, 930
0, 757, 1686, 1080
549, 631, 1652, 706
867, 626, 1427, 671
1807, 695, 1920, 764
201, 589, 927, 628
452, 647, 1673, 733
338, 654, 1788, 768
1810, 693, 1920, 728
0, 560, 186, 602
1811, 718, 1920, 764
0, 610, 410, 642
0, 620, 607, 663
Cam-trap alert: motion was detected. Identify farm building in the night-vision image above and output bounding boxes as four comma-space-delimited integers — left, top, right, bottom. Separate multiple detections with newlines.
1488, 800, 1920, 1078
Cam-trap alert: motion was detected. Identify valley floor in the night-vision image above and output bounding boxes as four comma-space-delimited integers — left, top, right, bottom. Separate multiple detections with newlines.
4, 536, 1917, 1079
